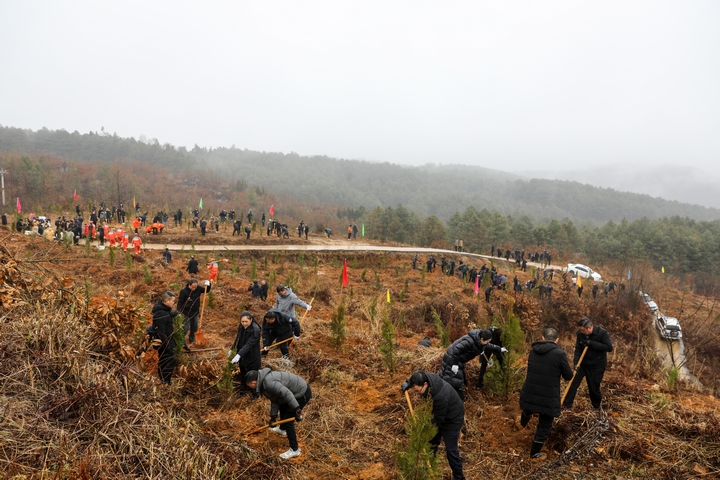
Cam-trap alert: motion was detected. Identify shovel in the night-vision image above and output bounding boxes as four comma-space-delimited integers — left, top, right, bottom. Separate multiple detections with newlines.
561, 345, 589, 405
245, 416, 297, 435
264, 336, 295, 352
195, 288, 209, 344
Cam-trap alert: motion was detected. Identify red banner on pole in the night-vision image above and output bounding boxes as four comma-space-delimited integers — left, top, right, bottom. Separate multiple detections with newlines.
342, 259, 349, 286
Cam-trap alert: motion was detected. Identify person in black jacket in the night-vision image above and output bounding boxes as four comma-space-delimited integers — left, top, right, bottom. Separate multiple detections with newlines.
177, 278, 211, 344
151, 291, 180, 385
402, 371, 466, 480
260, 280, 269, 301
248, 281, 263, 298
440, 329, 507, 400
518, 327, 573, 460
261, 308, 301, 359
562, 317, 613, 410
230, 311, 261, 395
186, 256, 199, 276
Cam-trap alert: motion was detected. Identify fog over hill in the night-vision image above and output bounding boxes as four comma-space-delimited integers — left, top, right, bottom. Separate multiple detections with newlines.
526, 164, 720, 210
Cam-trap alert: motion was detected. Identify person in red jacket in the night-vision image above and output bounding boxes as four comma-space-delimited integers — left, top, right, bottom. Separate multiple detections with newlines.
208, 258, 219, 283
133, 217, 140, 234
132, 234, 142, 254
108, 228, 116, 247
121, 233, 129, 251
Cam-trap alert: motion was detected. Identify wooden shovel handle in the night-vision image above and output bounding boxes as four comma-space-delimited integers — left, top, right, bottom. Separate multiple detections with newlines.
247, 416, 297, 435
561, 345, 589, 405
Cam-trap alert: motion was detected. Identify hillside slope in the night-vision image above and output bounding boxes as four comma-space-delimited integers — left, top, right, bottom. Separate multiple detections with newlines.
0, 226, 718, 479
3, 125, 720, 223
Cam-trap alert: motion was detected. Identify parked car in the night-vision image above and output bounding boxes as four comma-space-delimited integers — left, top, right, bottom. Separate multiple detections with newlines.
639, 291, 658, 313
655, 313, 682, 341
566, 263, 602, 282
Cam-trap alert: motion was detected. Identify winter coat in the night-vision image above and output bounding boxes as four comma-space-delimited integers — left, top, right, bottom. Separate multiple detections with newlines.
186, 259, 199, 274
231, 320, 261, 371
573, 326, 613, 368
248, 282, 263, 298
262, 308, 301, 346
439, 330, 502, 389
177, 282, 211, 317
151, 300, 177, 349
423, 372, 465, 431
255, 368, 309, 416
519, 341, 573, 417
445, 330, 502, 365
274, 287, 309, 319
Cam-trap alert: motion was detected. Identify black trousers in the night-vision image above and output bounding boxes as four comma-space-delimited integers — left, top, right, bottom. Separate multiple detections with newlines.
278, 386, 313, 450
158, 343, 177, 385
521, 410, 554, 444
563, 365, 605, 409
430, 428, 464, 480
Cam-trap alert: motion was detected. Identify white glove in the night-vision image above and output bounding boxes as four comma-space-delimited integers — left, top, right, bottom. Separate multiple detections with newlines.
293, 335, 300, 341
451, 365, 459, 374
231, 354, 241, 364
306, 305, 312, 311
204, 280, 210, 286
500, 347, 508, 353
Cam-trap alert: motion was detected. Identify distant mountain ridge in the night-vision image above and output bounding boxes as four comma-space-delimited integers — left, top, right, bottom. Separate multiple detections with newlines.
2, 125, 720, 224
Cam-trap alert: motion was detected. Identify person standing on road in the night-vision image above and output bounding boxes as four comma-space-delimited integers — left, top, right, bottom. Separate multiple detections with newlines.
518, 327, 573, 461
562, 317, 613, 410
245, 368, 312, 459
401, 371, 466, 480
275, 285, 311, 321
177, 279, 211, 344
230, 311, 261, 396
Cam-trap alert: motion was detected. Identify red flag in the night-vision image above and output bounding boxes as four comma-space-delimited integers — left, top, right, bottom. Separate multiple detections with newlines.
16, 197, 21, 214
269, 205, 275, 217
474, 274, 479, 295
73, 189, 78, 201
342, 259, 349, 286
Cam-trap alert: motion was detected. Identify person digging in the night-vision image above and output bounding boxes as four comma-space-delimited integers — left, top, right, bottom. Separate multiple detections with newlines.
517, 327, 573, 461
245, 369, 312, 460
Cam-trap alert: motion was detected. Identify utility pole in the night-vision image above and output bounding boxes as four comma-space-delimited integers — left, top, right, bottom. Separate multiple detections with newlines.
0, 168, 7, 206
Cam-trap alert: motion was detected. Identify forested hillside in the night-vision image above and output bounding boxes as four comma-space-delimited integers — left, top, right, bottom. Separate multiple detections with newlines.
2, 126, 719, 224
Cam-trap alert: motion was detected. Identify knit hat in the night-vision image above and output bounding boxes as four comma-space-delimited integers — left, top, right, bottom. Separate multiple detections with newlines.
245, 370, 259, 384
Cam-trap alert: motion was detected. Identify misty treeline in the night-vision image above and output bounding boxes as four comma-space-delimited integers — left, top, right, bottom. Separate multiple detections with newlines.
2, 126, 720, 224
2, 127, 720, 295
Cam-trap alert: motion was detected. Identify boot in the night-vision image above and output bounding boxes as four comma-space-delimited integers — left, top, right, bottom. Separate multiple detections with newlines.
530, 441, 546, 461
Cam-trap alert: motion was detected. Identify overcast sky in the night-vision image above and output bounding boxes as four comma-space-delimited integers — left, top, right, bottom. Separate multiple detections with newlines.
1, 1, 719, 178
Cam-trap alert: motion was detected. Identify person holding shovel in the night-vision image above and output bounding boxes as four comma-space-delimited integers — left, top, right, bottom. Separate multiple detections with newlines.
401, 371, 466, 480
261, 308, 300, 359
230, 311, 261, 397
275, 285, 311, 321
518, 327, 573, 460
151, 290, 180, 386
562, 317, 613, 410
245, 368, 312, 460
177, 278, 211, 345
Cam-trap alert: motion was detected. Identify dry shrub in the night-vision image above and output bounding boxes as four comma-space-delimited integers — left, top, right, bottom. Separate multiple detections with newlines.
85, 293, 142, 362
402, 296, 478, 339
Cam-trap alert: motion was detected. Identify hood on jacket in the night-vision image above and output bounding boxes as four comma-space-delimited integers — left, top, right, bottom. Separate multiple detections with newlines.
531, 341, 560, 355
